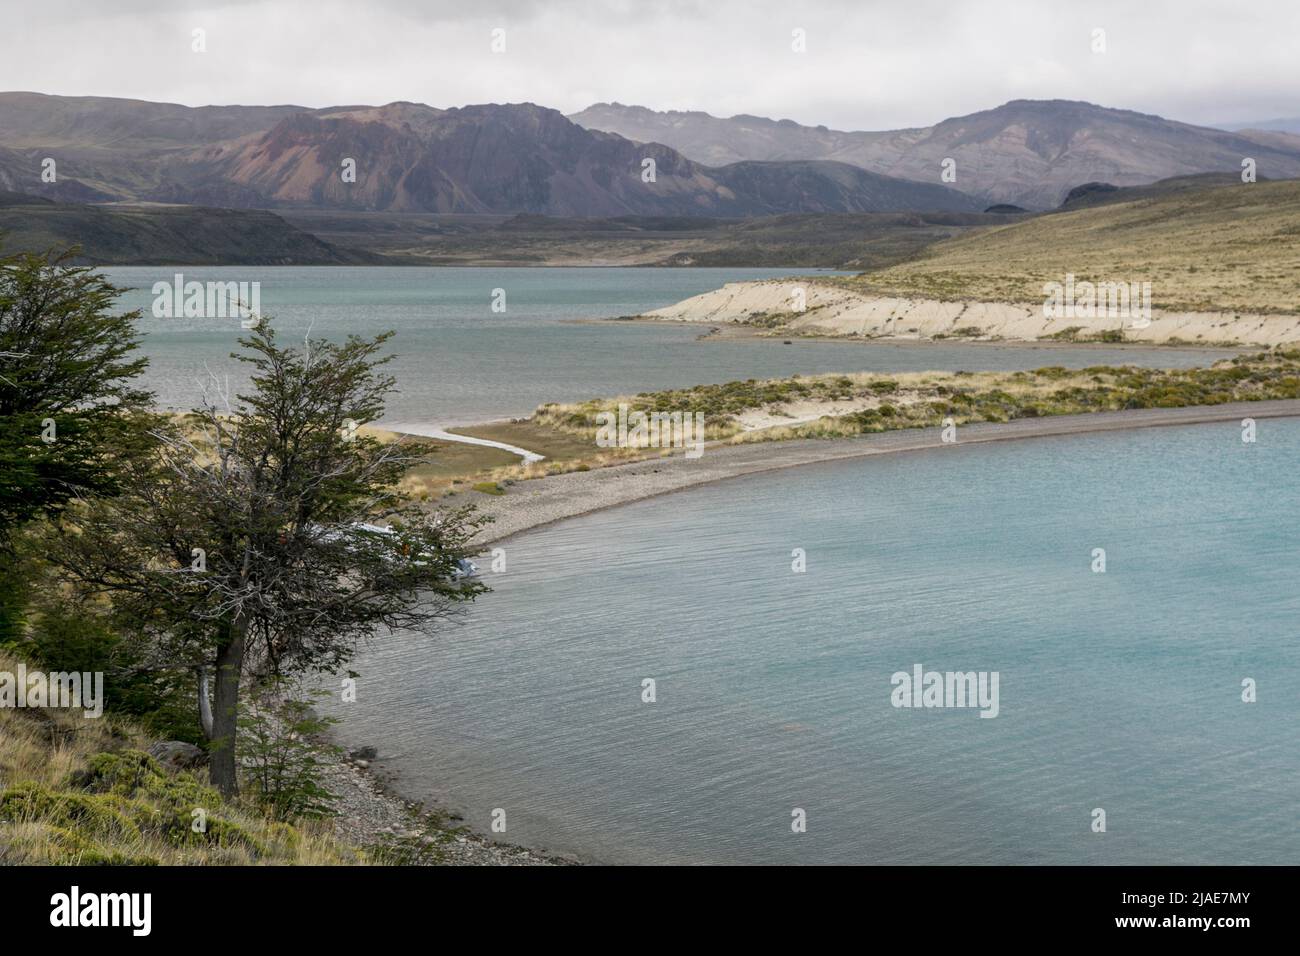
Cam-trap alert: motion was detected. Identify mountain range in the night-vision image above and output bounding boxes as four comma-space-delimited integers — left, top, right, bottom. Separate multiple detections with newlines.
11, 93, 1297, 218
0, 93, 977, 217
569, 99, 1300, 208
4, 91, 1300, 266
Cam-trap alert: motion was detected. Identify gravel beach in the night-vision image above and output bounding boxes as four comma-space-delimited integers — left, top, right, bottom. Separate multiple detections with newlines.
468, 399, 1300, 546
324, 750, 572, 866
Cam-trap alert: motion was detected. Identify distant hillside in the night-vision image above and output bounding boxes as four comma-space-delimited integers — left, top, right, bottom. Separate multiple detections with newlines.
0, 93, 979, 217
843, 178, 1300, 314
1231, 129, 1300, 153
1214, 117, 1300, 135
571, 100, 1300, 209
171, 102, 978, 216
1056, 172, 1250, 210
0, 193, 382, 265
280, 208, 1015, 268
568, 102, 859, 167
0, 93, 308, 202
0, 145, 118, 202
0, 91, 304, 149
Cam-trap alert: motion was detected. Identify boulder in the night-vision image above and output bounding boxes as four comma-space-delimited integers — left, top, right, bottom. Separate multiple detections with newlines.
146, 740, 207, 770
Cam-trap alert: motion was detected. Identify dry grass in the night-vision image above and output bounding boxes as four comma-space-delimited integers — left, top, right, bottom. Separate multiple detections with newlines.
531, 352, 1300, 448
0, 650, 364, 865
532, 371, 963, 443
394, 419, 653, 500
836, 179, 1300, 314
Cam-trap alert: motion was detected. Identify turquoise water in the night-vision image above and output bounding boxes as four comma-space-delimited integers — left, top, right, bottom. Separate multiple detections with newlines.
103, 266, 1238, 423
105, 265, 1287, 863
327, 419, 1300, 864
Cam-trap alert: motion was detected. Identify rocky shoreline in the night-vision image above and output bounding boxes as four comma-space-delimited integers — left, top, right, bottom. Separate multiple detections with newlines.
324, 744, 578, 865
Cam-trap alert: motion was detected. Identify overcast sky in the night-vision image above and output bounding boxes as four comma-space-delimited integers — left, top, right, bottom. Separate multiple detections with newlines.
2, 0, 1296, 130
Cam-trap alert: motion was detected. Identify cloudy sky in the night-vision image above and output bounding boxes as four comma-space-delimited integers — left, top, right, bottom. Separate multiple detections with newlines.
2, 0, 1296, 129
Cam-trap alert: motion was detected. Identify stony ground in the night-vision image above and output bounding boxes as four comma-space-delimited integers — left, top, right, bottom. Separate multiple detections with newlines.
323, 747, 574, 865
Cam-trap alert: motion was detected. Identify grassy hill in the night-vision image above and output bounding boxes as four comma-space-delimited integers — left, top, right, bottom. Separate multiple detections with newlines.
0, 651, 362, 865
1054, 172, 1247, 210
843, 178, 1300, 314
0, 194, 385, 265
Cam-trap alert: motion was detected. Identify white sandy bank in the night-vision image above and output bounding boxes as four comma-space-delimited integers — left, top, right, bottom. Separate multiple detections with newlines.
640, 280, 1300, 347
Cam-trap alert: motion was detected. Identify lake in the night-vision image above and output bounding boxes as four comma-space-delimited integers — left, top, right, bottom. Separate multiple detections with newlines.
325, 418, 1299, 865
104, 264, 1290, 865
104, 266, 1239, 424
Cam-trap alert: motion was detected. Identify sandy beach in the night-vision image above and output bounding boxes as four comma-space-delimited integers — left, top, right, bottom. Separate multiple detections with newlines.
639, 279, 1300, 347
469, 399, 1300, 546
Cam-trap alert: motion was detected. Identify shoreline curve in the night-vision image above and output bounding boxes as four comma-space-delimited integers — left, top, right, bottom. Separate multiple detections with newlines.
469, 399, 1300, 547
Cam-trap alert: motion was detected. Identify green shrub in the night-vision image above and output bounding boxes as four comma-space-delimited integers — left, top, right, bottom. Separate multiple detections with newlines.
238, 689, 340, 822
29, 825, 160, 866
14, 599, 200, 743
0, 781, 142, 842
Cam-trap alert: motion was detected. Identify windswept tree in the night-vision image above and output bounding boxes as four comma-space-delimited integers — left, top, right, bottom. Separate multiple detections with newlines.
51, 323, 489, 796
0, 247, 155, 639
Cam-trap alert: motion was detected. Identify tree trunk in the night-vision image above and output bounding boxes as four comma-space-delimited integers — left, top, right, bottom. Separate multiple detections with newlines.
196, 667, 214, 739
207, 620, 246, 798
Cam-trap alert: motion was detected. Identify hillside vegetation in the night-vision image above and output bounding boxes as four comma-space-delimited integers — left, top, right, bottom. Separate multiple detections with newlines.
0, 653, 362, 865
842, 179, 1300, 314
533, 350, 1300, 443
282, 209, 1014, 268
0, 194, 382, 265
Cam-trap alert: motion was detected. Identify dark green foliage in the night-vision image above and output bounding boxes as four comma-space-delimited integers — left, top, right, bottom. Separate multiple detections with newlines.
10, 594, 201, 743
238, 688, 341, 821
0, 550, 25, 645
47, 319, 489, 796
0, 248, 155, 535
0, 247, 156, 643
